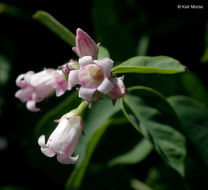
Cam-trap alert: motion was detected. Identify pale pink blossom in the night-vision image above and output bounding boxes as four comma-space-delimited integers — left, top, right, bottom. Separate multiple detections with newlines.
108, 76, 126, 104
72, 28, 99, 59
68, 56, 114, 102
38, 114, 83, 164
15, 69, 68, 111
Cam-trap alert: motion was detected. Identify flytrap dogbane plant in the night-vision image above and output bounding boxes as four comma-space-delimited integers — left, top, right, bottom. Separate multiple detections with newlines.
15, 27, 126, 164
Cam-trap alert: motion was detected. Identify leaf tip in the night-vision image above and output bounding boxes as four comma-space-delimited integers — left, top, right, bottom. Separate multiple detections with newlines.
32, 10, 45, 19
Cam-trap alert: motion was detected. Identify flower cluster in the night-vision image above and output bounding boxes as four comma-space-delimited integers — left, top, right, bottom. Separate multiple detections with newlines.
15, 69, 68, 111
15, 28, 126, 164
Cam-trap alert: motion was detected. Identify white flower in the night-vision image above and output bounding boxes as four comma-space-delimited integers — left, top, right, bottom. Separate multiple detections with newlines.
15, 69, 68, 111
38, 114, 83, 164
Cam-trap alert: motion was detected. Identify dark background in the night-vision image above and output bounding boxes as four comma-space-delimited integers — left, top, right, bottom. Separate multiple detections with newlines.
0, 0, 208, 189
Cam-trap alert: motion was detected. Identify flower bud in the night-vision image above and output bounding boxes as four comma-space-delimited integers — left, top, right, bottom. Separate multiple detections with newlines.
72, 28, 99, 59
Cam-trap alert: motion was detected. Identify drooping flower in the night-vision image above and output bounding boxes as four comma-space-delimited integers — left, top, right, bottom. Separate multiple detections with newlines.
38, 113, 83, 164
72, 28, 99, 59
68, 56, 114, 102
108, 76, 126, 104
15, 69, 68, 111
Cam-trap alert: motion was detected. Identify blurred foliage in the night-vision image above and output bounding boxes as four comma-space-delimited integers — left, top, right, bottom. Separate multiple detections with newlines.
0, 55, 10, 115
0, 0, 208, 190
201, 19, 208, 63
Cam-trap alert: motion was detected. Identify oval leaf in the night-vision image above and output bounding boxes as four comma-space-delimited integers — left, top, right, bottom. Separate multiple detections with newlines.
168, 96, 208, 167
112, 56, 186, 74
108, 138, 153, 166
98, 45, 110, 58
121, 86, 186, 176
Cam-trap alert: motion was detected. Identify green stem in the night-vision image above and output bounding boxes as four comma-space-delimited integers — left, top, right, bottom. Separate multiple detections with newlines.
70, 101, 88, 117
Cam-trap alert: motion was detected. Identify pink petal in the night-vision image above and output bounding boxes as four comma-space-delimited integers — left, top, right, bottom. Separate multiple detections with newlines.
95, 58, 113, 77
24, 71, 35, 84
79, 87, 96, 101
72, 47, 80, 57
38, 135, 56, 157
108, 76, 126, 99
57, 154, 79, 164
74, 28, 99, 59
15, 87, 34, 102
38, 135, 46, 147
16, 74, 26, 88
79, 56, 93, 67
79, 64, 102, 88
26, 100, 40, 112
68, 70, 80, 90
41, 147, 56, 157
30, 69, 54, 87
97, 77, 113, 94
16, 71, 34, 88
51, 118, 79, 154
56, 88, 65, 97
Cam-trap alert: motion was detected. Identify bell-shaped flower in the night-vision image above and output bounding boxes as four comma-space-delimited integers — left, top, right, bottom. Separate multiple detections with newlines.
68, 56, 114, 102
15, 69, 68, 111
72, 28, 99, 59
108, 76, 126, 105
38, 114, 83, 164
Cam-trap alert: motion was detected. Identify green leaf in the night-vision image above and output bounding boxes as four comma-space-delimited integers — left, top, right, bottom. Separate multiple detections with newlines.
112, 56, 186, 74
33, 11, 75, 46
0, 3, 26, 19
0, 55, 10, 85
98, 45, 110, 58
131, 179, 153, 190
168, 96, 208, 167
121, 86, 186, 176
180, 72, 208, 106
201, 19, 208, 63
65, 98, 121, 190
108, 138, 153, 166
201, 49, 208, 63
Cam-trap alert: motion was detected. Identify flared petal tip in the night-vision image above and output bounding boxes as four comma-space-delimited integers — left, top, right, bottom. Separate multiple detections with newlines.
57, 154, 79, 164
26, 101, 40, 112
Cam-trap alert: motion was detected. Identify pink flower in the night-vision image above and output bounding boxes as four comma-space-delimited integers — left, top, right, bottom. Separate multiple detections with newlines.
108, 76, 126, 104
15, 69, 68, 111
68, 56, 114, 102
38, 114, 83, 164
72, 28, 99, 59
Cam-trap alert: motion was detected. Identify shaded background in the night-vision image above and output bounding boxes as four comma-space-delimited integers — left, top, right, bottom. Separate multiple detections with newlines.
0, 0, 208, 189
